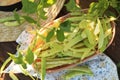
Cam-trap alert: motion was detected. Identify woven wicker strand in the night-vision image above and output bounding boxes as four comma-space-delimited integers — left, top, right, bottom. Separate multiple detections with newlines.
0, 0, 65, 42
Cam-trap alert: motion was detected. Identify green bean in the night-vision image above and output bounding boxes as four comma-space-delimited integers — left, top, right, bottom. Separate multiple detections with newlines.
62, 51, 83, 58
70, 11, 82, 16
100, 37, 109, 52
41, 57, 46, 80
67, 66, 93, 74
0, 16, 15, 23
46, 64, 64, 69
71, 23, 79, 27
63, 70, 93, 80
0, 57, 11, 77
35, 58, 79, 69
64, 34, 84, 51
47, 59, 78, 64
94, 22, 100, 35
104, 28, 112, 38
9, 72, 19, 80
39, 43, 64, 57
81, 49, 94, 60
70, 47, 90, 53
47, 57, 73, 61
47, 59, 79, 69
72, 42, 84, 48
39, 49, 61, 58
3, 18, 25, 27
66, 16, 83, 22
4, 21, 20, 26
83, 39, 92, 48
81, 30, 87, 39
101, 19, 108, 31
79, 20, 89, 29
98, 18, 104, 49
67, 27, 80, 40
85, 29, 95, 45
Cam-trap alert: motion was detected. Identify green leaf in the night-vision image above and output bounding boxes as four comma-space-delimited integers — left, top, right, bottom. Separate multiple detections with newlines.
14, 11, 21, 24
22, 0, 37, 14
56, 29, 65, 42
8, 52, 27, 69
46, 28, 55, 42
109, 0, 118, 8
60, 20, 71, 32
25, 48, 34, 64
21, 62, 27, 69
65, 0, 80, 12
22, 16, 37, 24
8, 52, 23, 64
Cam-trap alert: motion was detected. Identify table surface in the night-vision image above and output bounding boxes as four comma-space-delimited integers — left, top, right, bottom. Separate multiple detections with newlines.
0, 0, 120, 80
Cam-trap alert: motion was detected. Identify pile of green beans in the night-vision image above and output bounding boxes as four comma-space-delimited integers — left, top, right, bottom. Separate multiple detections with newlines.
33, 11, 113, 74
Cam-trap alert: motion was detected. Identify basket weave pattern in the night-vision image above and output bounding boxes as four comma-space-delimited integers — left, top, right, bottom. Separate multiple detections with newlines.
0, 0, 65, 42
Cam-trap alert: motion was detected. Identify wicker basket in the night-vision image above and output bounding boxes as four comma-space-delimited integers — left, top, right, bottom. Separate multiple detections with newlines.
0, 0, 65, 42
0, 0, 21, 6
32, 13, 116, 73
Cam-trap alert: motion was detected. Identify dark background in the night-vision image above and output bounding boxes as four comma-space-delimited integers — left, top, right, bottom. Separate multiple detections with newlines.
0, 0, 120, 80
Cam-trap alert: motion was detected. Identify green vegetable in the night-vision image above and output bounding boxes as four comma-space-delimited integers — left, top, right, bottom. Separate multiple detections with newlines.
67, 66, 93, 74
14, 11, 21, 24
62, 66, 93, 80
83, 39, 94, 48
81, 49, 91, 60
20, 66, 35, 80
85, 29, 95, 45
56, 29, 65, 42
61, 51, 83, 58
72, 43, 84, 48
35, 58, 79, 69
0, 57, 11, 77
66, 16, 84, 22
0, 16, 15, 23
60, 20, 71, 32
8, 52, 23, 64
22, 0, 38, 14
39, 45, 63, 57
22, 16, 37, 24
64, 34, 83, 51
46, 28, 55, 42
25, 47, 34, 64
65, 0, 80, 12
2, 0, 115, 80
41, 57, 46, 80
98, 18, 104, 49
9, 72, 19, 80
4, 21, 20, 26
